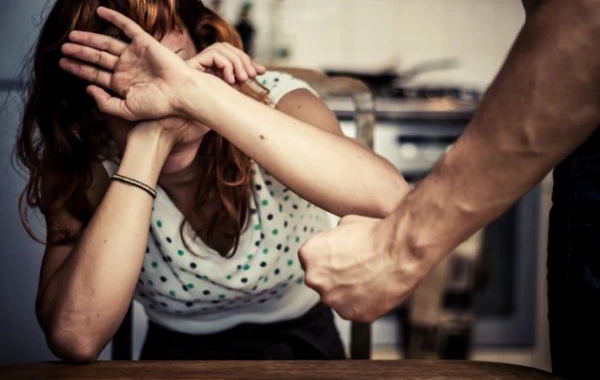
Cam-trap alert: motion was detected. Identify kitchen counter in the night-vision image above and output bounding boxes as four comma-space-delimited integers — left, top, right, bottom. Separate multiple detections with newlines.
0, 360, 561, 380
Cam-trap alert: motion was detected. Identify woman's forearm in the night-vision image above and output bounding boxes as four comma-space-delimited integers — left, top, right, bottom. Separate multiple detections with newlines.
178, 74, 410, 218
39, 125, 170, 361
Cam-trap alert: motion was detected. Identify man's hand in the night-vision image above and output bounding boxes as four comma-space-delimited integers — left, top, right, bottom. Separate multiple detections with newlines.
299, 214, 437, 323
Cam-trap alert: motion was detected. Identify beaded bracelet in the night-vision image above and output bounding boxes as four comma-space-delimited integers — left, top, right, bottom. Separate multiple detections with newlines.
111, 174, 157, 199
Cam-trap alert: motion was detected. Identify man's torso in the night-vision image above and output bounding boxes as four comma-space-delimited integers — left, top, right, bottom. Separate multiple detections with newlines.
522, 0, 540, 15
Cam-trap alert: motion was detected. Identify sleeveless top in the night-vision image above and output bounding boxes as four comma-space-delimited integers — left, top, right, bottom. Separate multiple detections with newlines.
102, 71, 334, 334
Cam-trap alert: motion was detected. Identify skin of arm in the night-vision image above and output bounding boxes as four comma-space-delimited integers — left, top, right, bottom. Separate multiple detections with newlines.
42, 19, 411, 359
393, 0, 600, 261
297, 0, 600, 322
45, 7, 412, 357
57, 7, 411, 219
200, 83, 411, 218
37, 125, 173, 362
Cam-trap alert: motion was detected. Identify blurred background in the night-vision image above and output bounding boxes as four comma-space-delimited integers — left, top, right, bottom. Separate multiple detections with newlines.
0, 0, 551, 372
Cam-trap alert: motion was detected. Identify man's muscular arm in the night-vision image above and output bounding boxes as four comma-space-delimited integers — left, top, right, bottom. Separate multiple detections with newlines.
399, 0, 600, 260
300, 0, 600, 322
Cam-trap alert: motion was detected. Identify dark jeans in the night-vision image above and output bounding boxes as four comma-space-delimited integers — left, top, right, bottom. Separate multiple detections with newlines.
139, 302, 346, 360
548, 127, 600, 379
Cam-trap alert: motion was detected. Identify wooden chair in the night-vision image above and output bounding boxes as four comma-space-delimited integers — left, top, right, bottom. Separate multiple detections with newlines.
112, 67, 375, 361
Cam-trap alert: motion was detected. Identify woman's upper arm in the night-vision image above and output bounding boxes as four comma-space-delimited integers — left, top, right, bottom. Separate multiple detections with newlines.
275, 89, 344, 136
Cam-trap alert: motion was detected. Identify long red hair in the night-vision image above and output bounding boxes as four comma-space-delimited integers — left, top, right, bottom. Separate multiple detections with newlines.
17, 0, 268, 257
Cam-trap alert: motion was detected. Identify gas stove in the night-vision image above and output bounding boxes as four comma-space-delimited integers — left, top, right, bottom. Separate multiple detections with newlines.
325, 84, 482, 182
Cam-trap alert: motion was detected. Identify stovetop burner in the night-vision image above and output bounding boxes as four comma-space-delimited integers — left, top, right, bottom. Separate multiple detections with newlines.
322, 68, 484, 103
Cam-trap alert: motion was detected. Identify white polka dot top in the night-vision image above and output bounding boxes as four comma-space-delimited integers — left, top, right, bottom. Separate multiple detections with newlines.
102, 71, 333, 334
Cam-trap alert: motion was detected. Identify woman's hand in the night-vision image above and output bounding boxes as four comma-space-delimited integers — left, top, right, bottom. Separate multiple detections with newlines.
59, 7, 265, 121
60, 7, 192, 121
186, 42, 265, 86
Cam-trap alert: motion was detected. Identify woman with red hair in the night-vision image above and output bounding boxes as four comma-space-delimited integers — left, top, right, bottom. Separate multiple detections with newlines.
18, 0, 409, 362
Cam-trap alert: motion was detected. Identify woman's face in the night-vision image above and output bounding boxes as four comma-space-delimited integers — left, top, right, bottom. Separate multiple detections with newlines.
104, 26, 210, 175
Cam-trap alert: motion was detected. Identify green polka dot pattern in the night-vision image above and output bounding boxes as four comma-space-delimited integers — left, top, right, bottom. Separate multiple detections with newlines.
129, 71, 334, 323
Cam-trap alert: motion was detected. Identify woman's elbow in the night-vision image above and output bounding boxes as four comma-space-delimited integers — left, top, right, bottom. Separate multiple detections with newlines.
374, 198, 400, 218
374, 177, 411, 217
45, 324, 102, 363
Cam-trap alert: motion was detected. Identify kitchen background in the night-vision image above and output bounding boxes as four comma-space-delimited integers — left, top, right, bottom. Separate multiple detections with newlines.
0, 0, 551, 372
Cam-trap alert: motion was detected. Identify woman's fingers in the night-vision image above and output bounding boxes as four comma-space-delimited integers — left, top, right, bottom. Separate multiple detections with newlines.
210, 53, 236, 84
61, 43, 118, 70
222, 43, 257, 78
96, 6, 147, 40
219, 43, 265, 75
254, 62, 266, 75
68, 30, 127, 56
206, 44, 248, 82
193, 50, 236, 84
189, 42, 267, 84
59, 58, 113, 89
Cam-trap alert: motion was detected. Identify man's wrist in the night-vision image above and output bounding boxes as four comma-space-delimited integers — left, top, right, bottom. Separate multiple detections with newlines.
380, 182, 457, 275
